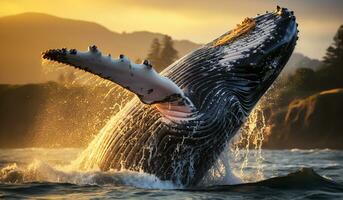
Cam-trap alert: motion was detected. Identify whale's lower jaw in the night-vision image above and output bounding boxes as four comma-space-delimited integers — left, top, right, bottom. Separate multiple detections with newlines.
44, 7, 298, 187
78, 93, 247, 186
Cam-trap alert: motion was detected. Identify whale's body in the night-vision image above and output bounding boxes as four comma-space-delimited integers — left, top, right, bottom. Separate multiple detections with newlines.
43, 7, 298, 186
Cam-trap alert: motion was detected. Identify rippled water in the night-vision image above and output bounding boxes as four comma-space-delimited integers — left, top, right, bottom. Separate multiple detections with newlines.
0, 148, 342, 199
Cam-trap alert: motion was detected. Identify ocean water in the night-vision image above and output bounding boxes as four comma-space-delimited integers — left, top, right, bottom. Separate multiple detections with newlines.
0, 148, 342, 199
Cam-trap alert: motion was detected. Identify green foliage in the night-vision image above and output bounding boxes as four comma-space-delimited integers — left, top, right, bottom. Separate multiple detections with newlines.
277, 24, 343, 101
160, 36, 178, 70
146, 38, 162, 69
289, 68, 316, 91
146, 36, 178, 72
323, 25, 343, 67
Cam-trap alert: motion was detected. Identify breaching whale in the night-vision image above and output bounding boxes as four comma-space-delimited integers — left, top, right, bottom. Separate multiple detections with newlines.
42, 7, 298, 186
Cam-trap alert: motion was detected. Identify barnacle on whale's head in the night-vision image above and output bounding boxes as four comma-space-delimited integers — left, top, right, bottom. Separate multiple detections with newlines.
213, 17, 256, 47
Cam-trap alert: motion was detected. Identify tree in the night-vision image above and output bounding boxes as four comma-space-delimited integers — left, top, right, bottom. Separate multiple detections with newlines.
323, 25, 343, 67
282, 24, 343, 95
160, 35, 178, 71
318, 24, 343, 89
290, 68, 316, 91
146, 38, 162, 70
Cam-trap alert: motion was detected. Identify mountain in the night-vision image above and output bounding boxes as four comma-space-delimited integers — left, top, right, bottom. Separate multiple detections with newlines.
282, 53, 322, 75
0, 13, 201, 84
0, 12, 321, 84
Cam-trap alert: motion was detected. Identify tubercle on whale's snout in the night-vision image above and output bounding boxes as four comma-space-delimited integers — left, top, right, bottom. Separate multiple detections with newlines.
42, 48, 67, 61
276, 5, 295, 18
212, 6, 297, 48
42, 45, 101, 61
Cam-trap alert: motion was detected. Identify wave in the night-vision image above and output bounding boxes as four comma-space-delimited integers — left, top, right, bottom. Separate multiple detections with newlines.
1, 159, 342, 193
0, 160, 176, 189
188, 168, 343, 192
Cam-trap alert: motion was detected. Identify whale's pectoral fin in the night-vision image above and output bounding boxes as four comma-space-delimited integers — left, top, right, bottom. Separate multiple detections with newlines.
42, 46, 191, 106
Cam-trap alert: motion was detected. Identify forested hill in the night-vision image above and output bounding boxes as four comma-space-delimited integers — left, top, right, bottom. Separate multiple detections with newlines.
0, 12, 200, 84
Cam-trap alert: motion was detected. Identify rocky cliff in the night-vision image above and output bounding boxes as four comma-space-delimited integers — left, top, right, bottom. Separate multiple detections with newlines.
263, 88, 343, 149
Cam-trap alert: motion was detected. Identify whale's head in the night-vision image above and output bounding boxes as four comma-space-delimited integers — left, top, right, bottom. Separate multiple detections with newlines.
164, 6, 298, 112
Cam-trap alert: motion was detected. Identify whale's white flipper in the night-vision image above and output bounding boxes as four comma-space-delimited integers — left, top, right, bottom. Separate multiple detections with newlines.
42, 46, 191, 106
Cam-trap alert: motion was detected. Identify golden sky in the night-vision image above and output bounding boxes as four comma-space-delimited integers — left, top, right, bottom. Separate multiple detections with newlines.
0, 0, 342, 59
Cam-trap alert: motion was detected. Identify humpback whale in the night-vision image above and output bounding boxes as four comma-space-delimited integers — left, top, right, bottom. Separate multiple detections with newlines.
42, 7, 298, 186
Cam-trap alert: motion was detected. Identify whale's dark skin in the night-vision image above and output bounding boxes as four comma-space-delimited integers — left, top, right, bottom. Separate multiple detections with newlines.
43, 7, 298, 187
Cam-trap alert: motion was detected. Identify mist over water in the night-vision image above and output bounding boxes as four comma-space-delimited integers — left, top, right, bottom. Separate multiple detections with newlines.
0, 148, 342, 199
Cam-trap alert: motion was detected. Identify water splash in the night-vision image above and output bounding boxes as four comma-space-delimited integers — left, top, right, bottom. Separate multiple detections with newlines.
71, 98, 144, 171
199, 98, 271, 185
38, 59, 273, 185
201, 148, 243, 185
227, 83, 279, 183
32, 60, 134, 147
230, 103, 267, 182
0, 160, 176, 189
71, 91, 271, 184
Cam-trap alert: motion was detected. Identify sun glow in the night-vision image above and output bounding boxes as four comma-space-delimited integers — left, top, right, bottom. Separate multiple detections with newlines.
1, 0, 340, 58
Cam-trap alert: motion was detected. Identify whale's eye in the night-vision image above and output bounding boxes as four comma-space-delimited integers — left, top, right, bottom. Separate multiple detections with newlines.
213, 17, 256, 47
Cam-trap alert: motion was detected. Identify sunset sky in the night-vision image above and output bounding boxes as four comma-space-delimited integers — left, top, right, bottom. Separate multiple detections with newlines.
0, 0, 342, 59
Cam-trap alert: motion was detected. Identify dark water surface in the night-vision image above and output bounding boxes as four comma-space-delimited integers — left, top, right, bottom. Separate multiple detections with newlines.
0, 148, 342, 199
